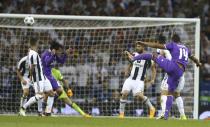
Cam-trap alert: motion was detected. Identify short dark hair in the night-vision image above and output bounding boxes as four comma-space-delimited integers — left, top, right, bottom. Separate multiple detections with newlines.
172, 34, 180, 42
50, 41, 63, 50
158, 35, 166, 44
30, 38, 37, 46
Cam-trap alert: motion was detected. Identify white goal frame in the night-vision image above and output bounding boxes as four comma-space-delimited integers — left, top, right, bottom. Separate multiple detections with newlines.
0, 14, 200, 119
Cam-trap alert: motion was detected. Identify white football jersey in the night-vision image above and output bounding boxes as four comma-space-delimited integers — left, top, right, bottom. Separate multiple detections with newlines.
129, 52, 151, 81
17, 56, 30, 78
28, 49, 45, 82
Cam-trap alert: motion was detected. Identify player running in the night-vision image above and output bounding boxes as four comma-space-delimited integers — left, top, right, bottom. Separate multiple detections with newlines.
19, 40, 55, 116
41, 41, 90, 117
125, 34, 201, 120
119, 43, 156, 118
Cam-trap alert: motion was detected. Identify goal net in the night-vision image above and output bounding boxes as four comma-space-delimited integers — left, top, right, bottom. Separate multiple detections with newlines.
0, 14, 200, 119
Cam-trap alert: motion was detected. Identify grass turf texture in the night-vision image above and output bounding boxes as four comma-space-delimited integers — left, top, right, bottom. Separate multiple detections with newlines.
0, 116, 209, 127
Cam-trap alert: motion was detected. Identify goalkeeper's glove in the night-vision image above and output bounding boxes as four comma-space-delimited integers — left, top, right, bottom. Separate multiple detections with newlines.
67, 89, 73, 97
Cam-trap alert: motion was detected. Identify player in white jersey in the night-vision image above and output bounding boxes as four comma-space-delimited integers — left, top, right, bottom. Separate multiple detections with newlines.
17, 56, 32, 108
19, 40, 55, 116
119, 44, 156, 118
157, 48, 187, 120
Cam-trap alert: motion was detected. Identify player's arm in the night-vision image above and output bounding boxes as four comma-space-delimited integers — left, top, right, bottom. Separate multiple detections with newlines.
56, 53, 67, 64
136, 41, 165, 49
56, 48, 72, 64
44, 51, 56, 65
125, 63, 132, 77
189, 55, 202, 67
123, 50, 134, 62
16, 60, 27, 85
150, 61, 156, 84
16, 69, 27, 85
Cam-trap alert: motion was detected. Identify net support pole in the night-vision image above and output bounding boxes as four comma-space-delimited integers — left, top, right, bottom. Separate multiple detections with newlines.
193, 19, 200, 119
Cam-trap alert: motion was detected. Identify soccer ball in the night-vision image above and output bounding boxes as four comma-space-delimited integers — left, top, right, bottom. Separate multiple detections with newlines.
24, 16, 35, 25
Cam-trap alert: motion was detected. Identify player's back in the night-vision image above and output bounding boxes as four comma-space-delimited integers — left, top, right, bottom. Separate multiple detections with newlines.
165, 42, 191, 69
17, 56, 29, 77
129, 52, 150, 81
28, 49, 45, 82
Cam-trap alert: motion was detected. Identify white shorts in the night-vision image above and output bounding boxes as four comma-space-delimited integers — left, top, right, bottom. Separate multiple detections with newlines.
161, 73, 185, 93
121, 78, 144, 96
33, 78, 52, 93
21, 77, 32, 89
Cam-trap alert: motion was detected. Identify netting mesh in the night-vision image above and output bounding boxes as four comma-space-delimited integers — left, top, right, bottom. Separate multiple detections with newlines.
0, 16, 196, 118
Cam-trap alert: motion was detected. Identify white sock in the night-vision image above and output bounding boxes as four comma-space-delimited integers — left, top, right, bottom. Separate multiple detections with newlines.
23, 96, 38, 109
161, 95, 167, 115
143, 96, 153, 109
37, 98, 43, 113
175, 96, 185, 116
45, 96, 54, 113
20, 96, 28, 107
120, 99, 127, 113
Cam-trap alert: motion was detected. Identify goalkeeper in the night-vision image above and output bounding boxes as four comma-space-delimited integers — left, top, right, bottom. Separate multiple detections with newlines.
51, 67, 73, 100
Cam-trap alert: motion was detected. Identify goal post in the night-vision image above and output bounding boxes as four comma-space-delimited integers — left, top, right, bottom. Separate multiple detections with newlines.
0, 14, 200, 119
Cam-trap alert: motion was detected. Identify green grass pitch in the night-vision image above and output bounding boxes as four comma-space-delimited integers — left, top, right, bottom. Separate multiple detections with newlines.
0, 115, 209, 127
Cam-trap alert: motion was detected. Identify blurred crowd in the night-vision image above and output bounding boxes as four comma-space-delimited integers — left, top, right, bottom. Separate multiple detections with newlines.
0, 0, 209, 117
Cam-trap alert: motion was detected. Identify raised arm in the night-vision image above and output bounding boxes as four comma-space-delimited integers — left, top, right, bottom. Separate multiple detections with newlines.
150, 62, 156, 84
123, 50, 134, 62
56, 53, 67, 64
136, 41, 165, 49
189, 55, 202, 67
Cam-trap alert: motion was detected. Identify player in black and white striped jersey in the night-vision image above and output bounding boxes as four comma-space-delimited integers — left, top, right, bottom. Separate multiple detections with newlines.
119, 44, 156, 118
19, 39, 55, 116
17, 56, 32, 109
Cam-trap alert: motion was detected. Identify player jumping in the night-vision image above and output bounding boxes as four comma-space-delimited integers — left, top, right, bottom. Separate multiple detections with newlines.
126, 34, 201, 120
119, 43, 156, 118
41, 41, 90, 117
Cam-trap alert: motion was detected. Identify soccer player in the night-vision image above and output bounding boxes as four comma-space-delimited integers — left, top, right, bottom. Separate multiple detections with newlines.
41, 41, 90, 117
51, 67, 73, 98
19, 39, 55, 116
157, 45, 186, 120
126, 34, 201, 120
119, 43, 156, 118
16, 56, 32, 109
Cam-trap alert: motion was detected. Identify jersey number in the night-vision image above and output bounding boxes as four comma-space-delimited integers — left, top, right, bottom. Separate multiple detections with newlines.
179, 48, 188, 60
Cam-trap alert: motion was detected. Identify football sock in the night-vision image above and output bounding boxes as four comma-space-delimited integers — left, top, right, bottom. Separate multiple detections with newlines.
37, 98, 43, 113
120, 99, 127, 113
175, 96, 185, 116
72, 103, 85, 116
161, 95, 167, 115
45, 96, 54, 113
143, 96, 153, 109
133, 53, 152, 61
23, 96, 39, 109
20, 96, 28, 108
164, 95, 173, 119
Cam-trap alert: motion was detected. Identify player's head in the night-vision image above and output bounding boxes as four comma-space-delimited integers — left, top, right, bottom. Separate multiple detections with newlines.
30, 38, 38, 49
171, 33, 180, 43
50, 41, 63, 55
158, 34, 166, 44
135, 43, 144, 53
